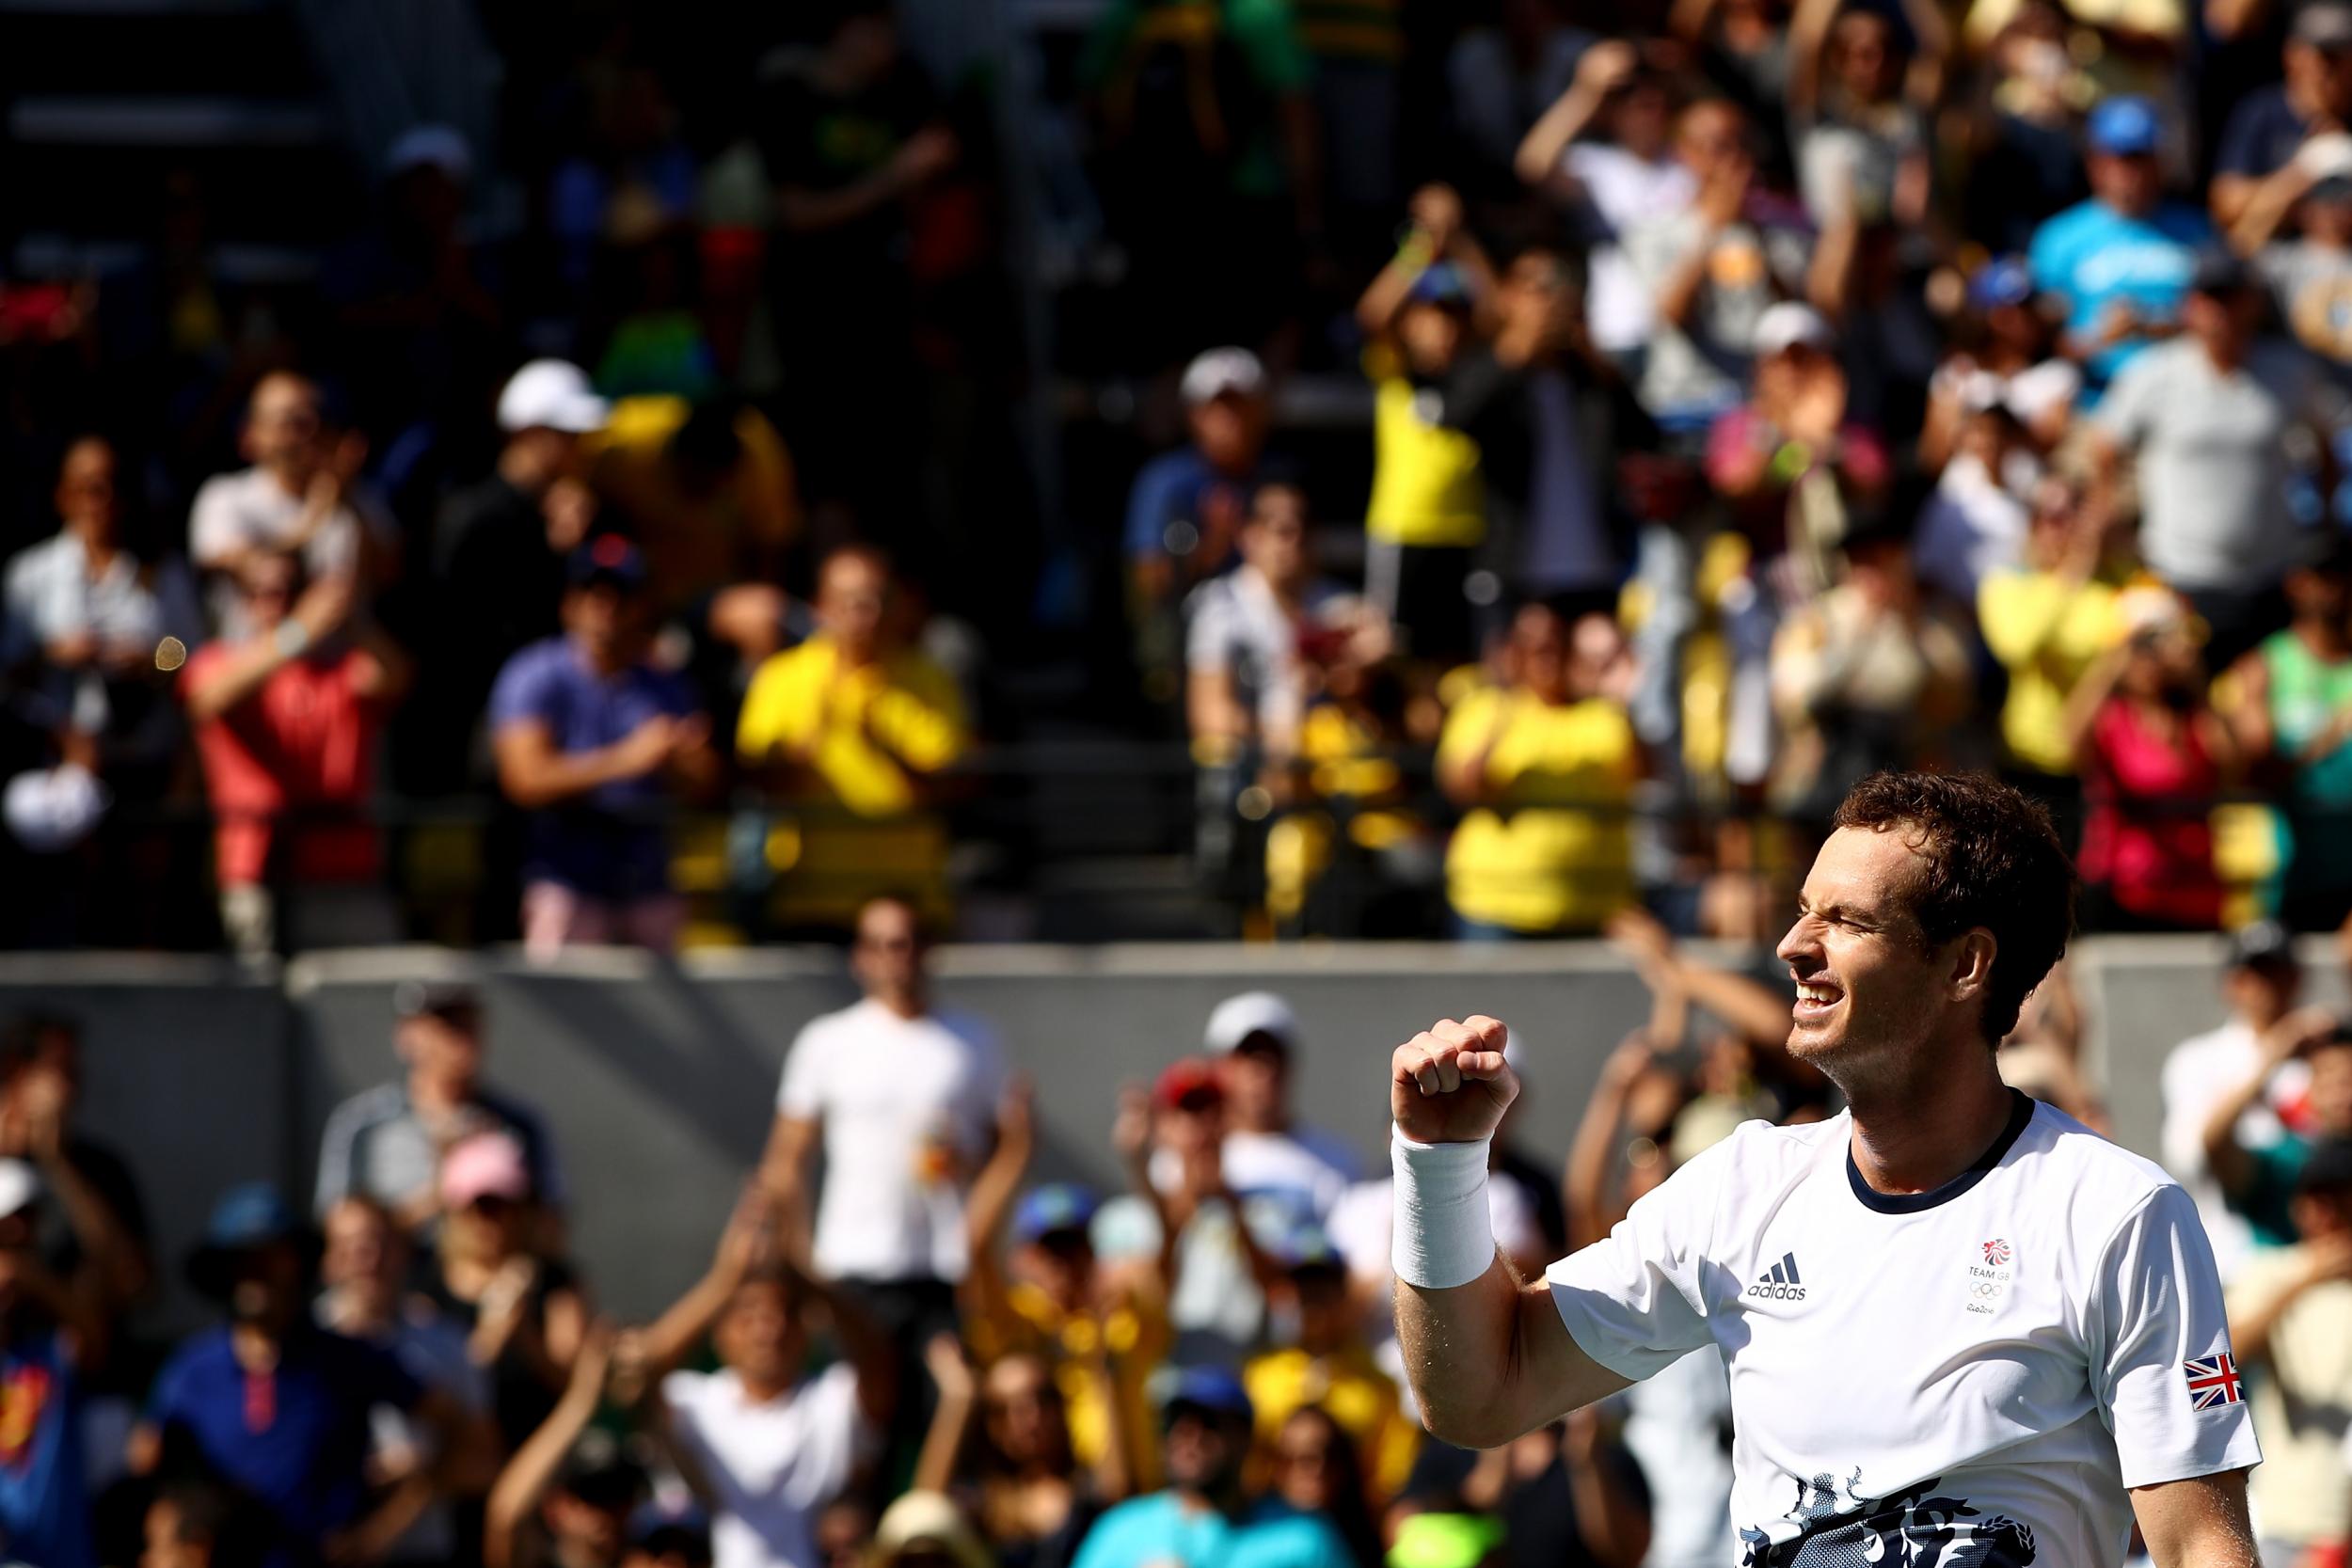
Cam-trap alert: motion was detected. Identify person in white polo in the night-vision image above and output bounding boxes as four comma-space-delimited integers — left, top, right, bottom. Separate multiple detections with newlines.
1387, 771, 2260, 1567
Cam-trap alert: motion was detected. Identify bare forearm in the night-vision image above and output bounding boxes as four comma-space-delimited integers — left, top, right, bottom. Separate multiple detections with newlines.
1565, 1449, 1651, 1568
1395, 1259, 1622, 1449
1516, 86, 1605, 186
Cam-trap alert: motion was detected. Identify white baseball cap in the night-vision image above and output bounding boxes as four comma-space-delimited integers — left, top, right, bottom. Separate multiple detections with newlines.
0, 1159, 39, 1221
1204, 990, 1298, 1054
1181, 347, 1267, 406
497, 359, 609, 435
1753, 302, 1836, 358
385, 123, 474, 185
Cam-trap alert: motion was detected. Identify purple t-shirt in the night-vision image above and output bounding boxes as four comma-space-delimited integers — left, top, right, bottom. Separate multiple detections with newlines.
488, 636, 698, 899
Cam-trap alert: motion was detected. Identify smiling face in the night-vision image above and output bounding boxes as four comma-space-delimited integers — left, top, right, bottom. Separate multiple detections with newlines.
1775, 826, 1982, 1090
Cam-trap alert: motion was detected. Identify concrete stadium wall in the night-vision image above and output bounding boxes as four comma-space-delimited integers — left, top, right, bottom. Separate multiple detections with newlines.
0, 934, 2335, 1333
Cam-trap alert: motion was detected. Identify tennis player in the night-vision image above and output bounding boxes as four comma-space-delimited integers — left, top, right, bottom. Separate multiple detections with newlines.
1390, 771, 2260, 1566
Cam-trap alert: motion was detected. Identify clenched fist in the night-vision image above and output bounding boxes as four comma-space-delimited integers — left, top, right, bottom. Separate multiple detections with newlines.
1391, 1015, 1518, 1145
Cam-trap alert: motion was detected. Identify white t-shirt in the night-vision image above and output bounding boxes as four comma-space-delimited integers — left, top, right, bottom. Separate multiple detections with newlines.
1547, 1097, 2260, 1566
2158, 1021, 2309, 1286
662, 1363, 871, 1568
1220, 1126, 1359, 1223
778, 999, 1003, 1283
1564, 144, 1696, 354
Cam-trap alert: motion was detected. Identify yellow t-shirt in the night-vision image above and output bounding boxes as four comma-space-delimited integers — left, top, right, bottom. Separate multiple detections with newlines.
2225, 1250, 2352, 1545
737, 636, 967, 816
1439, 688, 1638, 933
584, 395, 798, 608
1977, 569, 2126, 776
1245, 1345, 1420, 1502
969, 1281, 1172, 1492
1363, 346, 1485, 549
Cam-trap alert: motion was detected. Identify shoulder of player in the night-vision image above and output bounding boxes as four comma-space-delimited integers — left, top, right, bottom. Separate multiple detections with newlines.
2011, 1101, 2184, 1228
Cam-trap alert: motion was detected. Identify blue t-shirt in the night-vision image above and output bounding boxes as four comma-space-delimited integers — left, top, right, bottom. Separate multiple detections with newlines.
487, 636, 699, 899
1124, 448, 1266, 562
1072, 1493, 1352, 1568
2215, 85, 2309, 181
0, 1331, 91, 1568
2026, 198, 2215, 388
148, 1325, 421, 1551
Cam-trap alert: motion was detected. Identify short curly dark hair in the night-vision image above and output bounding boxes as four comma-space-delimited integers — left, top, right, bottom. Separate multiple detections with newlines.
1831, 771, 2076, 1045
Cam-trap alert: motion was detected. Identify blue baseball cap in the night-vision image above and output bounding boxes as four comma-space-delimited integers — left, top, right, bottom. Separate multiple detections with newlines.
1273, 1224, 1347, 1276
1968, 256, 2035, 310
2087, 96, 2160, 156
1012, 1183, 1099, 1246
1162, 1365, 1255, 1424
1408, 261, 1471, 309
186, 1182, 317, 1295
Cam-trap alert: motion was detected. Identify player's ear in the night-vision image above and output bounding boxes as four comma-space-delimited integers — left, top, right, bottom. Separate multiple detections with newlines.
1947, 927, 1997, 1002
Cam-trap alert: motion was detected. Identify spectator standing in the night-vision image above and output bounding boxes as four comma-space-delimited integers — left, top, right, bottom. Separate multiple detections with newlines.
428, 360, 609, 786
484, 1327, 644, 1568
186, 373, 385, 628
759, 894, 1002, 1463
0, 1012, 152, 1315
133, 1184, 485, 1564
1920, 257, 2080, 471
1263, 1407, 1380, 1568
1201, 994, 1359, 1223
1438, 604, 1642, 938
0, 1158, 105, 1568
314, 1196, 488, 1568
1766, 523, 1973, 821
181, 550, 408, 958
2211, 1, 2352, 235
2160, 923, 2312, 1284
2064, 588, 2238, 930
1515, 43, 1697, 363
2249, 159, 2352, 367
1977, 476, 2132, 836
489, 535, 719, 958
947, 1350, 1105, 1568
1448, 244, 1619, 609
2091, 251, 2341, 666
735, 546, 970, 935
1705, 303, 1892, 568
1785, 0, 1940, 234
313, 980, 567, 1233
417, 1131, 588, 1455
2222, 1137, 2352, 1564
963, 1082, 1166, 1498
755, 0, 956, 531
620, 1194, 894, 1568
2225, 544, 2352, 929
1068, 1369, 1351, 1568
2027, 96, 2214, 394
1185, 484, 1356, 778
582, 395, 800, 638
2203, 1010, 2352, 1244
1620, 99, 1792, 436
1952, 0, 2090, 258
5, 436, 201, 802
1355, 185, 1495, 667
1127, 349, 1279, 697
1241, 1231, 1416, 1504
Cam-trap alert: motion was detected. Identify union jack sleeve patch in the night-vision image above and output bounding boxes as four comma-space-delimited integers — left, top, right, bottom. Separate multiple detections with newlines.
2185, 1353, 2245, 1410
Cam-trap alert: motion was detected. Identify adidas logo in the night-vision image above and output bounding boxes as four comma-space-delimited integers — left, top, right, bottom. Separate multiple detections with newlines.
1746, 1251, 1807, 1302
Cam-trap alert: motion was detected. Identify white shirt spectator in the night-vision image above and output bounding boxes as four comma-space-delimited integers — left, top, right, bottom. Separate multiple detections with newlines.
2158, 1022, 2309, 1285
1184, 568, 1351, 754
1913, 451, 2031, 605
188, 466, 378, 579
1565, 143, 1697, 354
778, 999, 1003, 1283
662, 1362, 872, 1568
2, 532, 201, 739
1621, 1345, 1739, 1568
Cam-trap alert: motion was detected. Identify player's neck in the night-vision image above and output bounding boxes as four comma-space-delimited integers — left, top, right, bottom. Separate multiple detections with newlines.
1844, 1053, 2016, 1197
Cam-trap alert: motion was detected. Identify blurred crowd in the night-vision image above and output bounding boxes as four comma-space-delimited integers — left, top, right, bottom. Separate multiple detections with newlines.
23, 0, 2352, 948
0, 894, 2345, 1565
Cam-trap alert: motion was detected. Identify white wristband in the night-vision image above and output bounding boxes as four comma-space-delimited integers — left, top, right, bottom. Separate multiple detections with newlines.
1391, 1126, 1494, 1289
